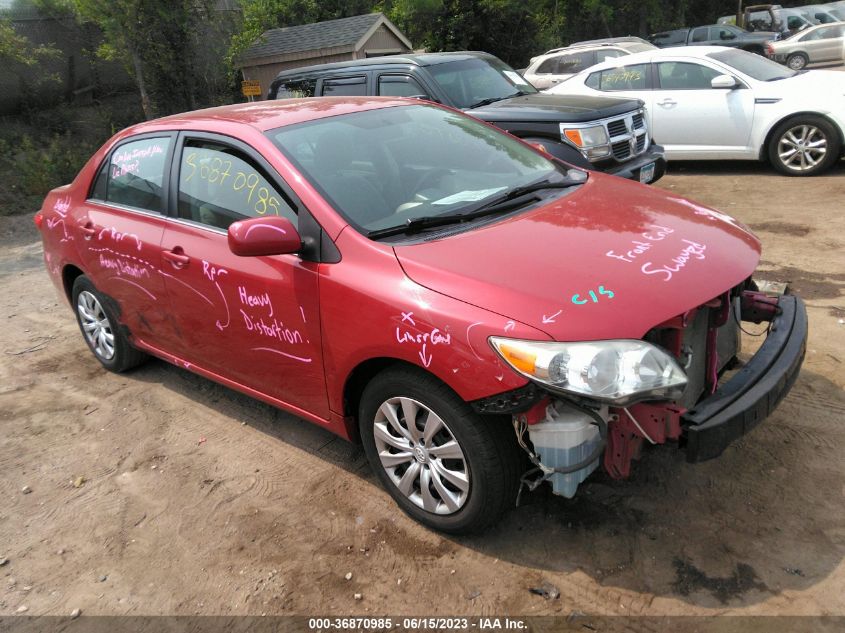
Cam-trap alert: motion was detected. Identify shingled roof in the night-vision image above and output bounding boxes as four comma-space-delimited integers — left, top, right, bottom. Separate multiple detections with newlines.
239, 12, 410, 63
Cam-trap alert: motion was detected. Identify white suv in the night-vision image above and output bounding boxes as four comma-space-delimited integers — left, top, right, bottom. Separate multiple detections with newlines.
523, 37, 657, 89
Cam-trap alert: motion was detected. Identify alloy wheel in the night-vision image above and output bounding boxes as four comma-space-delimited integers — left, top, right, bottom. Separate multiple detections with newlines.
777, 125, 827, 172
77, 290, 116, 360
372, 397, 470, 515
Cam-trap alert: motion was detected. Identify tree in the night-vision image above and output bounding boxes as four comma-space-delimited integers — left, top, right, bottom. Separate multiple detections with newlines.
68, 0, 216, 119
0, 14, 60, 80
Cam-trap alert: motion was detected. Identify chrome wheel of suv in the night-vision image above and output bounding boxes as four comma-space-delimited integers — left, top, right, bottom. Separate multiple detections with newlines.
373, 396, 470, 515
77, 290, 115, 360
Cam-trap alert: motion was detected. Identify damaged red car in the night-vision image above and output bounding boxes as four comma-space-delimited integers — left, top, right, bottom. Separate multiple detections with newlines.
36, 98, 807, 533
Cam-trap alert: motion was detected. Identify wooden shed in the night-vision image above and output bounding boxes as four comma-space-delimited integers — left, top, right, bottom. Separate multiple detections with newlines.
237, 13, 413, 98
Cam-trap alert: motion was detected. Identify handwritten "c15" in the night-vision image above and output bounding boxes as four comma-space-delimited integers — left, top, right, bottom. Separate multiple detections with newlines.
572, 286, 614, 305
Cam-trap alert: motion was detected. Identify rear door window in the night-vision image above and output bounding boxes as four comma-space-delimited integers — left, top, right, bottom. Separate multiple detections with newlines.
556, 51, 596, 74
596, 49, 624, 63
90, 136, 171, 212
321, 76, 368, 96
592, 64, 650, 90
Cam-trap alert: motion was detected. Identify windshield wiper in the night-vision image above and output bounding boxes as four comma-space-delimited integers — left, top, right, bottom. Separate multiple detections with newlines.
468, 91, 528, 109
367, 176, 584, 240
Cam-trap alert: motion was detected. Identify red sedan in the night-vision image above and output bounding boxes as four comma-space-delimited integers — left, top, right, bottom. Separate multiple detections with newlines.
36, 98, 806, 533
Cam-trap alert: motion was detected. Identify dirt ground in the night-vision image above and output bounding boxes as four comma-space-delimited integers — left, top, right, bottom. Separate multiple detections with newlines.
1, 154, 844, 621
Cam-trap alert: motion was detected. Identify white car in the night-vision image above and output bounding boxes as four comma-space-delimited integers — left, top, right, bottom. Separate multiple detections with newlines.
546, 46, 845, 175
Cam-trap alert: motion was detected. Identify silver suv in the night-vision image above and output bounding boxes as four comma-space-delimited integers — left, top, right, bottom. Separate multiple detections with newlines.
523, 37, 656, 89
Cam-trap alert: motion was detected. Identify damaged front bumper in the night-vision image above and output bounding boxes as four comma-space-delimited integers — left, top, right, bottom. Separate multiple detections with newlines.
682, 294, 808, 462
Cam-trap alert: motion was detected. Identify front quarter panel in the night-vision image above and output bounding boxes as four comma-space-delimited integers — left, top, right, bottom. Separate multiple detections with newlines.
320, 229, 551, 418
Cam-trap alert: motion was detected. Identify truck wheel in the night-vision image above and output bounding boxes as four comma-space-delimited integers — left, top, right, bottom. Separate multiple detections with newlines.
72, 275, 147, 372
359, 367, 521, 534
786, 52, 808, 70
768, 115, 840, 176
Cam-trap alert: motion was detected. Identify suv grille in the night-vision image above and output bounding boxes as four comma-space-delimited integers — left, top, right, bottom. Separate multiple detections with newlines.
603, 111, 649, 163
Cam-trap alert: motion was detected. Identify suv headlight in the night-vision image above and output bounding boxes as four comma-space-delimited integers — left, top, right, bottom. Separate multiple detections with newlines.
490, 337, 687, 405
560, 123, 611, 160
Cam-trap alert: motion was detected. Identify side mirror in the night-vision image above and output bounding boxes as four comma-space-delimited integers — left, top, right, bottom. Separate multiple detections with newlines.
228, 216, 301, 257
721, 32, 737, 40
711, 74, 739, 89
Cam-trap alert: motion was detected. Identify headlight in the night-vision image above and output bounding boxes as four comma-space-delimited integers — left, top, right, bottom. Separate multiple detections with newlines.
489, 337, 687, 405
560, 124, 611, 160
560, 124, 609, 147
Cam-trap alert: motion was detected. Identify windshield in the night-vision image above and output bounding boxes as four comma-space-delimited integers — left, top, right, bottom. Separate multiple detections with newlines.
707, 48, 797, 81
268, 104, 560, 235
425, 57, 537, 109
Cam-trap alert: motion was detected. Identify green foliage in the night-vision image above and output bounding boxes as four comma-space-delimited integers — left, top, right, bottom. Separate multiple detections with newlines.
0, 14, 61, 75
0, 132, 94, 215
67, 0, 221, 118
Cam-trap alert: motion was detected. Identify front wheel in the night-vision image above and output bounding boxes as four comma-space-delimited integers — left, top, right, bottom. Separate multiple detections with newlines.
768, 116, 841, 176
359, 367, 521, 534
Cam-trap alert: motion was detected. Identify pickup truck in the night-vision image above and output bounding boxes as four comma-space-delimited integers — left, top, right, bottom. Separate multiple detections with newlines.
649, 24, 777, 54
267, 52, 666, 184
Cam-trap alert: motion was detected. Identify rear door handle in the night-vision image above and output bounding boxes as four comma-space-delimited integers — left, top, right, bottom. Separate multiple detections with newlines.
162, 248, 190, 268
78, 220, 98, 239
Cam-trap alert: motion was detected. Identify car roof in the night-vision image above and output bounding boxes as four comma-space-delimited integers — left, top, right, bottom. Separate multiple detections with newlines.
122, 97, 416, 135
271, 51, 497, 80
543, 39, 649, 55
571, 45, 736, 74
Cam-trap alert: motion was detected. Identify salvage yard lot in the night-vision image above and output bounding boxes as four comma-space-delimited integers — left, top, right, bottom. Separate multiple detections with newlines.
0, 159, 843, 618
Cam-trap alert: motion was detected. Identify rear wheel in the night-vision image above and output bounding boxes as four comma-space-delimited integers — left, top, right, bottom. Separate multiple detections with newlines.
72, 275, 146, 372
359, 367, 521, 533
786, 52, 808, 70
768, 116, 840, 176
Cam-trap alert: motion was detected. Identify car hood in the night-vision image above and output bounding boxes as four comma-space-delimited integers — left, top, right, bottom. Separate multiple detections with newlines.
467, 92, 640, 123
757, 68, 845, 96
393, 174, 761, 341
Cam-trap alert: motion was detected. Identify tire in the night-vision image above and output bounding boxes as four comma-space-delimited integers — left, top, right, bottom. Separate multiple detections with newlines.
72, 275, 146, 372
786, 52, 808, 70
359, 366, 521, 534
768, 115, 841, 176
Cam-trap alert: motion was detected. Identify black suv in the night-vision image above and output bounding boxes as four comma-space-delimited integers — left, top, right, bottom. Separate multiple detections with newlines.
267, 52, 666, 184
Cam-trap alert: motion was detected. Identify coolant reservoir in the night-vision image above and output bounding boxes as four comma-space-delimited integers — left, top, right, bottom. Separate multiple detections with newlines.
527, 400, 602, 498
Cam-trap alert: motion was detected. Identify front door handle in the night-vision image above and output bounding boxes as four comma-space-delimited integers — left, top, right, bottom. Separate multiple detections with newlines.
162, 248, 190, 268
657, 99, 677, 108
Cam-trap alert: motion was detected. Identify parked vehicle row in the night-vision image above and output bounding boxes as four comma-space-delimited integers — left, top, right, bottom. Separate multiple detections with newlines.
546, 46, 845, 176
37, 92, 807, 533
268, 51, 665, 184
